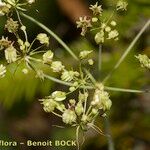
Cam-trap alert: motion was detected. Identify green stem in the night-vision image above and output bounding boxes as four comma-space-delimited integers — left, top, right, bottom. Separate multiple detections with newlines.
105, 86, 147, 93
98, 42, 115, 150
52, 112, 62, 118
28, 57, 42, 62
98, 44, 102, 73
43, 74, 73, 86
103, 19, 150, 83
104, 116, 115, 150
84, 69, 97, 85
76, 126, 80, 150
30, 50, 46, 56
20, 12, 79, 61
16, 10, 28, 44
44, 74, 149, 93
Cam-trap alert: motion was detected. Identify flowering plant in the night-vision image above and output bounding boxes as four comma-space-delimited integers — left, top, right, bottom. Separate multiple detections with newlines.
0, 0, 149, 149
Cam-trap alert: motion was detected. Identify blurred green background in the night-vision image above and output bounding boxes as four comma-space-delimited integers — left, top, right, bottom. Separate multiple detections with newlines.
0, 0, 150, 150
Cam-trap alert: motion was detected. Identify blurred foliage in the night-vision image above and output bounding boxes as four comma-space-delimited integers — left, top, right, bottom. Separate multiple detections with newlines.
0, 61, 54, 109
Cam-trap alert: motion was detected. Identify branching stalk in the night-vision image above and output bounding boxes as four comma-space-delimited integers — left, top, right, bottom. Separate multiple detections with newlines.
44, 74, 149, 93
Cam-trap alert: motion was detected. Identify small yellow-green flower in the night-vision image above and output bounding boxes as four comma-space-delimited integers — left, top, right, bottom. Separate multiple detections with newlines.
91, 108, 98, 115
62, 109, 77, 124
35, 70, 45, 80
0, 1, 11, 16
37, 33, 49, 45
5, 45, 17, 63
61, 70, 79, 82
135, 54, 150, 69
27, 0, 35, 4
88, 59, 94, 65
51, 61, 65, 72
116, 0, 128, 11
81, 114, 89, 123
110, 21, 117, 26
0, 36, 11, 49
20, 25, 26, 31
41, 99, 57, 113
22, 68, 29, 74
75, 102, 84, 116
52, 91, 66, 101
107, 30, 119, 40
89, 2, 103, 16
43, 50, 54, 64
92, 17, 98, 23
105, 26, 111, 32
69, 86, 76, 92
5, 18, 19, 33
92, 89, 112, 111
95, 31, 105, 44
79, 50, 93, 59
76, 16, 92, 36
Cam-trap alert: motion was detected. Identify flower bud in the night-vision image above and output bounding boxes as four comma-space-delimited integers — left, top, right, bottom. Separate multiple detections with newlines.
51, 61, 65, 72
116, 0, 128, 11
5, 18, 19, 33
61, 70, 78, 82
22, 68, 29, 74
75, 102, 84, 116
92, 89, 112, 111
81, 114, 88, 123
107, 30, 119, 40
89, 2, 103, 16
88, 59, 94, 65
27, 0, 35, 4
91, 108, 98, 115
69, 86, 76, 92
76, 16, 92, 36
95, 31, 104, 44
52, 91, 66, 101
62, 109, 77, 124
73, 81, 79, 87
41, 99, 57, 113
5, 45, 17, 63
110, 21, 117, 26
103, 99, 112, 111
105, 26, 111, 32
0, 64, 6, 78
35, 70, 45, 80
0, 36, 11, 49
0, 3, 11, 16
135, 54, 150, 69
79, 50, 93, 59
20, 25, 26, 31
43, 50, 54, 64
92, 17, 98, 22
25, 42, 30, 48
37, 33, 49, 45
